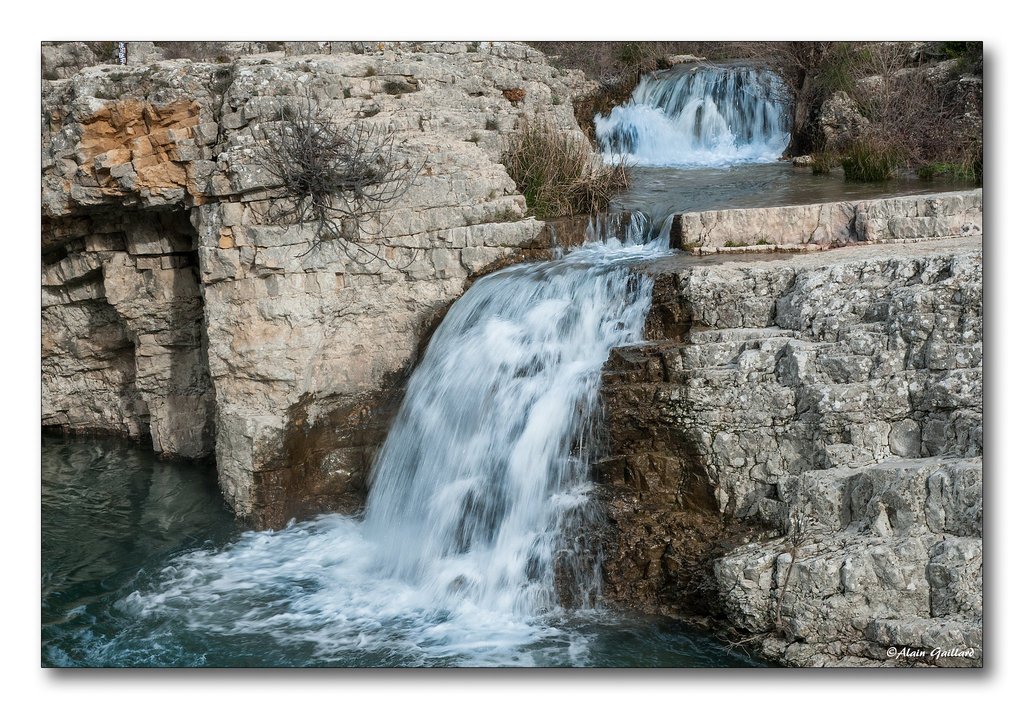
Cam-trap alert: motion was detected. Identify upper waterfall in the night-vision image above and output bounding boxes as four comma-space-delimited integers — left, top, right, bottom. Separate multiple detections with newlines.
595, 64, 792, 168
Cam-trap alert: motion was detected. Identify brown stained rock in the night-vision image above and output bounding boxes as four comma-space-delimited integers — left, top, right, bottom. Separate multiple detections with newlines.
502, 87, 526, 104
251, 382, 405, 528
76, 99, 200, 198
597, 326, 769, 618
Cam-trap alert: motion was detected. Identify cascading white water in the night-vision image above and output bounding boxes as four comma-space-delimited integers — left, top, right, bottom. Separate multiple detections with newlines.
364, 242, 655, 616
595, 64, 791, 167
106, 226, 664, 667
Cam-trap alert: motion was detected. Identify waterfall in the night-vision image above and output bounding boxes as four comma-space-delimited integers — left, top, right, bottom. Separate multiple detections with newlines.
595, 64, 791, 168
103, 228, 663, 667
364, 241, 655, 615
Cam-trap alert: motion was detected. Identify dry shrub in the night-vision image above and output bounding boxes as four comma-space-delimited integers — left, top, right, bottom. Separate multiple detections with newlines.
727, 40, 982, 177
501, 117, 629, 219
846, 43, 982, 181
257, 93, 420, 263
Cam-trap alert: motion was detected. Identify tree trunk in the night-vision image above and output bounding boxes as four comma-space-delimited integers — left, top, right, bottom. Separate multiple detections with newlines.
784, 68, 815, 157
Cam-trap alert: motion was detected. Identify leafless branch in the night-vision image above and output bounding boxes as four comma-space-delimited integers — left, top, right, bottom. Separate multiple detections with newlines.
256, 91, 422, 266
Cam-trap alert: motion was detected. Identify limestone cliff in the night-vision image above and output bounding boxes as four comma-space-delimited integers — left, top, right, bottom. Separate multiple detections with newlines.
41, 41, 589, 526
598, 214, 982, 667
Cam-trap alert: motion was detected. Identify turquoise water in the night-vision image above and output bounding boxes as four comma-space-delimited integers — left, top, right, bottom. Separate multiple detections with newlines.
41, 434, 766, 667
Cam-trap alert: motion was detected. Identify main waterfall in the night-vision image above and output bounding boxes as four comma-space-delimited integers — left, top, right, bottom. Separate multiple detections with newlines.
363, 240, 655, 615
595, 64, 791, 167
77, 228, 672, 667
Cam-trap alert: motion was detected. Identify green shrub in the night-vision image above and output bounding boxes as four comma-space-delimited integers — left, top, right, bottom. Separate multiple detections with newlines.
841, 141, 904, 182
500, 118, 629, 218
917, 155, 983, 183
383, 80, 415, 95
485, 117, 499, 131
811, 152, 837, 175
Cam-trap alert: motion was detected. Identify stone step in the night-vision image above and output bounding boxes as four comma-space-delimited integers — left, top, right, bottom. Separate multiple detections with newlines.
715, 527, 982, 660
772, 455, 982, 537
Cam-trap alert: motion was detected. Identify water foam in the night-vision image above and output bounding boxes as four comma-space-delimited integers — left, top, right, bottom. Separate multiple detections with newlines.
596, 65, 791, 168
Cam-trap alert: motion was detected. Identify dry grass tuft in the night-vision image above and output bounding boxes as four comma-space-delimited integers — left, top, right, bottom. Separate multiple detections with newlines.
501, 117, 629, 219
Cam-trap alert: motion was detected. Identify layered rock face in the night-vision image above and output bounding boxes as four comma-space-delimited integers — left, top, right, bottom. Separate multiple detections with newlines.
598, 230, 982, 666
41, 42, 588, 525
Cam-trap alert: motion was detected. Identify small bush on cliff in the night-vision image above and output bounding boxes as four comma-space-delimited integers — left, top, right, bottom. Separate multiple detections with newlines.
500, 117, 629, 219
257, 93, 420, 263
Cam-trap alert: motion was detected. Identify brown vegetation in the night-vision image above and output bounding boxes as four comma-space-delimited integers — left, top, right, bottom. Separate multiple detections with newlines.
731, 41, 983, 180
500, 117, 629, 219
256, 94, 420, 262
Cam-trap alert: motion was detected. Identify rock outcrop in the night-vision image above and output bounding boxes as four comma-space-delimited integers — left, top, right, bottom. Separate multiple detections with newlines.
41, 42, 589, 525
816, 90, 868, 152
598, 228, 982, 667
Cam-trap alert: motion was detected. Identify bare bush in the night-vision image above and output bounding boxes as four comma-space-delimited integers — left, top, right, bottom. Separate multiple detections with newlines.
501, 117, 629, 219
257, 94, 420, 263
851, 42, 981, 175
